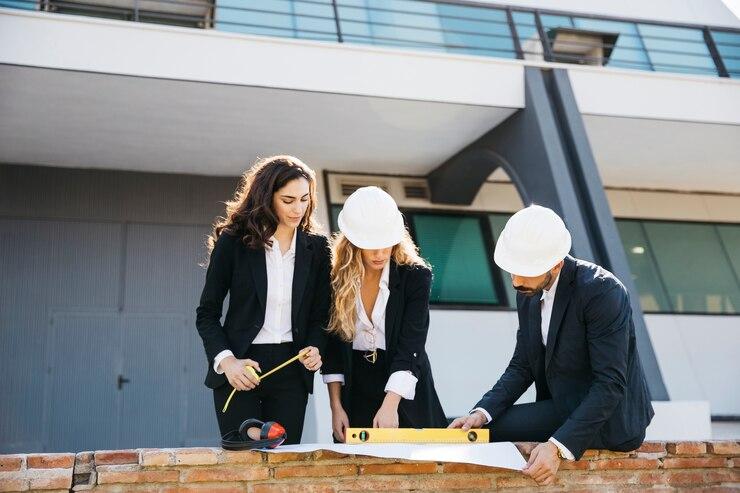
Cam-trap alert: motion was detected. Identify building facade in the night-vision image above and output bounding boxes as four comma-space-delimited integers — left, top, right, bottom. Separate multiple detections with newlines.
0, 0, 739, 452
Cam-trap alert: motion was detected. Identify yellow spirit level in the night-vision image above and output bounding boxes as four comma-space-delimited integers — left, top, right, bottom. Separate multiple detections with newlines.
344, 428, 489, 444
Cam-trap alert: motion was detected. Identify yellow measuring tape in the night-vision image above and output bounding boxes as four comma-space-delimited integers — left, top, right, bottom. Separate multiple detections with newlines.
222, 349, 310, 413
344, 428, 489, 444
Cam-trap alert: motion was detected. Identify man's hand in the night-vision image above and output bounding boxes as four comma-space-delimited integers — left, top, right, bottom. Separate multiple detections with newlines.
447, 410, 487, 430
522, 441, 561, 486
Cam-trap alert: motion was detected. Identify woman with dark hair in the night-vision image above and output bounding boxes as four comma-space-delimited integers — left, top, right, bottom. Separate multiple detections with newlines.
196, 155, 330, 444
322, 186, 447, 442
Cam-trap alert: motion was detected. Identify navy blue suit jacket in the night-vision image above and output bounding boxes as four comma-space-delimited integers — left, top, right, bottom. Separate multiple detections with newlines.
476, 256, 654, 459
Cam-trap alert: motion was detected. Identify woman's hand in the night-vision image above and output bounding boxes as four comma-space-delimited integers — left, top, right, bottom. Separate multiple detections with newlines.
331, 404, 350, 442
372, 392, 401, 428
222, 356, 261, 391
299, 346, 322, 372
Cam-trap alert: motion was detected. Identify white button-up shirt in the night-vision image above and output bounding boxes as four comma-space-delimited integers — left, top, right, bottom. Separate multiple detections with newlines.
472, 272, 574, 460
323, 262, 419, 400
213, 233, 296, 374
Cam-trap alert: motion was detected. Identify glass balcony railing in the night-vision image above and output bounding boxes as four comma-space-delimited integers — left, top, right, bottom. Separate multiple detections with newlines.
3, 0, 739, 78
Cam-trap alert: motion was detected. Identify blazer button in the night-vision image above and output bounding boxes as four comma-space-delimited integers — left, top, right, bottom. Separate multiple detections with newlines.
413, 353, 417, 357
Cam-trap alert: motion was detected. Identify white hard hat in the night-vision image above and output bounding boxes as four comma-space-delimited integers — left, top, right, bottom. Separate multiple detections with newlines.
493, 205, 572, 277
337, 186, 405, 249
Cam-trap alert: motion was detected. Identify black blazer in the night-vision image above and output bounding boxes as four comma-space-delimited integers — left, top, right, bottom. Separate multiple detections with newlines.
322, 262, 447, 428
475, 256, 654, 459
196, 229, 330, 392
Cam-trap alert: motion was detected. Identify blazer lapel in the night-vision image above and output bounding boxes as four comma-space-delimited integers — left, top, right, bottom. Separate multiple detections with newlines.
527, 295, 543, 364
291, 230, 312, 329
384, 262, 402, 348
545, 256, 576, 371
247, 244, 268, 311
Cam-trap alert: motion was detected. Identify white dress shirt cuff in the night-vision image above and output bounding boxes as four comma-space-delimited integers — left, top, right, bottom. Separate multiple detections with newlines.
213, 350, 234, 374
384, 371, 418, 400
549, 437, 575, 460
471, 407, 492, 424
322, 374, 345, 385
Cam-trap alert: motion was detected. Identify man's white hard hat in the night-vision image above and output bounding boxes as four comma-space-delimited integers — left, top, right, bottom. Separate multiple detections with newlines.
337, 186, 405, 249
493, 205, 572, 277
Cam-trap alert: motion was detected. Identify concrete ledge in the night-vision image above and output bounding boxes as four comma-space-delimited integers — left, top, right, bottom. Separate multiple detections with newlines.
0, 441, 737, 491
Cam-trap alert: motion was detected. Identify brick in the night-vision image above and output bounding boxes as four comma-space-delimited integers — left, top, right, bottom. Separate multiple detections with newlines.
28, 472, 73, 490
0, 478, 28, 492
558, 471, 640, 486
97, 469, 179, 484
140, 450, 174, 467
26, 454, 75, 469
94, 450, 139, 465
220, 450, 263, 465
665, 471, 706, 485
598, 450, 633, 458
559, 460, 590, 471
273, 463, 356, 479
253, 485, 335, 493
667, 441, 707, 455
333, 476, 492, 490
73, 452, 93, 473
359, 462, 438, 475
0, 456, 23, 472
636, 442, 667, 454
496, 474, 539, 488
180, 466, 269, 483
580, 449, 599, 459
266, 452, 313, 463
442, 462, 506, 473
707, 441, 740, 456
158, 484, 247, 493
175, 448, 219, 466
704, 469, 740, 483
591, 458, 660, 470
663, 457, 728, 469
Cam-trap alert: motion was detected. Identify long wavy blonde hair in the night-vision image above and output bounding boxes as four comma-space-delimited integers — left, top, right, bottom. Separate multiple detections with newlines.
328, 230, 430, 342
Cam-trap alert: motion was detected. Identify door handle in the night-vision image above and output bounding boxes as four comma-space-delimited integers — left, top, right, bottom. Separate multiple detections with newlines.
117, 374, 131, 390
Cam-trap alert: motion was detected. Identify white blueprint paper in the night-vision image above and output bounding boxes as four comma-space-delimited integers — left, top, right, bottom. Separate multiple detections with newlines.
265, 442, 526, 471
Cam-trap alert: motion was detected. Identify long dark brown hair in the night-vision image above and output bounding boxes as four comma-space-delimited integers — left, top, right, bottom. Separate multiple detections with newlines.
206, 155, 319, 255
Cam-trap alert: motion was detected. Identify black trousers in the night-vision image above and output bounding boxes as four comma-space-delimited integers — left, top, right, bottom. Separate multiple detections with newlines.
346, 349, 413, 428
487, 400, 643, 452
213, 343, 308, 445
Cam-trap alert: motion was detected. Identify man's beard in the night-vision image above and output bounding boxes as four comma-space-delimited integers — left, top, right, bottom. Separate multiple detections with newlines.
514, 271, 553, 297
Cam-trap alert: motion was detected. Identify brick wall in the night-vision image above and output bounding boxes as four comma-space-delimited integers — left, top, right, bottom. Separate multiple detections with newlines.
0, 441, 737, 492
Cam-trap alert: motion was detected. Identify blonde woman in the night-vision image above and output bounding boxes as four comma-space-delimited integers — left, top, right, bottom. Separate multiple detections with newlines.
322, 187, 446, 441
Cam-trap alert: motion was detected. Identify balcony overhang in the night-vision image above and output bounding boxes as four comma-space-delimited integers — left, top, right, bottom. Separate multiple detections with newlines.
0, 8, 522, 176
568, 69, 740, 194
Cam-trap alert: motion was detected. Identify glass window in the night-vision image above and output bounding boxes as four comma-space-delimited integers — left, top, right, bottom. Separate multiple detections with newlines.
573, 18, 651, 71
615, 221, 671, 312
638, 24, 717, 76
0, 0, 36, 10
216, 0, 337, 41
338, 0, 515, 58
412, 214, 499, 305
711, 30, 740, 78
641, 221, 739, 313
511, 11, 542, 60
489, 214, 517, 309
717, 224, 740, 281
330, 205, 342, 232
